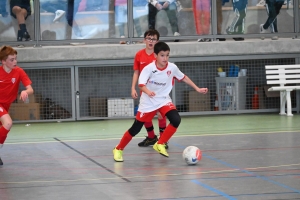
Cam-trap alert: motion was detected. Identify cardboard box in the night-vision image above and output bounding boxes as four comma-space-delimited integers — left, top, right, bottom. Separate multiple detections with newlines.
17, 93, 43, 103
89, 97, 107, 117
263, 86, 280, 97
188, 91, 211, 112
9, 103, 40, 120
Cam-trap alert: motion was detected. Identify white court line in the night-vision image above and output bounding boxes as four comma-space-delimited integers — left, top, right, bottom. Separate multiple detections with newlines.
5, 130, 300, 145
1, 163, 300, 185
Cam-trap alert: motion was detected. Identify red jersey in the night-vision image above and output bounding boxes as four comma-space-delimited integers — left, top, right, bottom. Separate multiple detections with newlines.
133, 49, 156, 72
0, 66, 32, 104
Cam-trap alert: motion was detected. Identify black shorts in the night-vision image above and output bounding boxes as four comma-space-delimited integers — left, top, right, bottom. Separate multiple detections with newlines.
10, 0, 31, 19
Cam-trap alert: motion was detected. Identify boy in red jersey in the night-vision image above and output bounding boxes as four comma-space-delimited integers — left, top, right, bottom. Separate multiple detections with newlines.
131, 29, 169, 148
0, 46, 33, 165
113, 41, 208, 162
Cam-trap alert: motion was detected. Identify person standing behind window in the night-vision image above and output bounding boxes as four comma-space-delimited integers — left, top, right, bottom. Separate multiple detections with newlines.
148, 0, 180, 39
192, 0, 211, 42
260, 0, 284, 40
226, 0, 248, 41
10, 0, 32, 41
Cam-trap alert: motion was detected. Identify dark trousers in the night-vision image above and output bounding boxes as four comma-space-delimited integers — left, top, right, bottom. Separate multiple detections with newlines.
148, 2, 179, 34
263, 0, 284, 32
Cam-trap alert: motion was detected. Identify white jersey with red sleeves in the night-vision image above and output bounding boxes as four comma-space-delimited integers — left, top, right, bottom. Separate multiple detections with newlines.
138, 61, 185, 112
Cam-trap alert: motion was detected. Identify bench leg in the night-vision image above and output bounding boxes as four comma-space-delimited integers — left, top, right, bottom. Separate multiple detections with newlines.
279, 91, 286, 115
286, 90, 293, 116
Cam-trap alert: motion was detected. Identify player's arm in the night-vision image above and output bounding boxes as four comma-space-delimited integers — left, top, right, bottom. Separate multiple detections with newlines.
131, 70, 140, 99
19, 85, 34, 102
139, 85, 155, 97
182, 76, 208, 94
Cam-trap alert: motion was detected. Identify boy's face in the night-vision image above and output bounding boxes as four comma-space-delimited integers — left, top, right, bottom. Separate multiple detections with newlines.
2, 54, 17, 70
155, 50, 169, 68
144, 34, 158, 50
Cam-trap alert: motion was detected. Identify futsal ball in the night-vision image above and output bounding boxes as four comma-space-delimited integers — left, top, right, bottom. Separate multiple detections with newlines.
182, 146, 202, 165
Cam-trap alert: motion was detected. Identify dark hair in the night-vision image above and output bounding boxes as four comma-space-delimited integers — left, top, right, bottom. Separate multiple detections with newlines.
0, 46, 17, 61
144, 29, 160, 40
154, 42, 170, 55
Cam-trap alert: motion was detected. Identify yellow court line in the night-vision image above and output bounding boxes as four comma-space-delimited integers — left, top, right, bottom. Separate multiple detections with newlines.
1, 163, 299, 185
5, 130, 300, 145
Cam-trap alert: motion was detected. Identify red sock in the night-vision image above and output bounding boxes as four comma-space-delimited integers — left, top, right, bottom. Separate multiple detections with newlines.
158, 117, 166, 136
116, 131, 132, 150
0, 126, 9, 144
157, 125, 177, 144
144, 121, 155, 138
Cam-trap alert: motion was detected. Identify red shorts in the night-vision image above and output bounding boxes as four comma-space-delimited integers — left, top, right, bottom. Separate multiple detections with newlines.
136, 102, 176, 122
0, 103, 10, 118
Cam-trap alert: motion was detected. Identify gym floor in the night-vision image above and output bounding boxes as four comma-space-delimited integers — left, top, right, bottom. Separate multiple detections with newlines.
1, 114, 300, 200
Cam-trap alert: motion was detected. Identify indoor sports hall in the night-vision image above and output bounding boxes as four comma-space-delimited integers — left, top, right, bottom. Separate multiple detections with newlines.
1, 114, 300, 199
1, 0, 300, 199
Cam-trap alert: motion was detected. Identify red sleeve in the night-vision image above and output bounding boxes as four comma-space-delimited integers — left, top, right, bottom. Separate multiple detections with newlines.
133, 51, 140, 71
19, 68, 32, 87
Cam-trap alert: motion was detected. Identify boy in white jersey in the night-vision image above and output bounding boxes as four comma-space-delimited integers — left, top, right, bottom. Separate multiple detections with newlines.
113, 42, 208, 162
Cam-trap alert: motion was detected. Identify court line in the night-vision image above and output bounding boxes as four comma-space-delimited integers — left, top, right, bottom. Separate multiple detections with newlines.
53, 137, 131, 183
5, 130, 300, 145
204, 154, 300, 194
191, 180, 236, 200
0, 163, 299, 185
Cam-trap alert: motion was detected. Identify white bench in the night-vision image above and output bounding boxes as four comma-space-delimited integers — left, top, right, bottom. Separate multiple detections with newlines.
265, 65, 300, 116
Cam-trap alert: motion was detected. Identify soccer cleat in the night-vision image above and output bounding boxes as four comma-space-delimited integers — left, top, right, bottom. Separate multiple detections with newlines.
138, 135, 158, 147
260, 24, 268, 34
53, 10, 66, 22
113, 148, 123, 162
0, 157, 3, 165
153, 142, 169, 157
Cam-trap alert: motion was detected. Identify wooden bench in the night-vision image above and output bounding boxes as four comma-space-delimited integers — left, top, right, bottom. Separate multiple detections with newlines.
265, 65, 300, 116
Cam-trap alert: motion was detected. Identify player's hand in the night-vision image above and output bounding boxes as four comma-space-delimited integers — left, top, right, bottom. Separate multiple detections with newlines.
197, 88, 208, 94
147, 91, 156, 97
155, 3, 163, 10
20, 91, 29, 102
131, 89, 138, 99
162, 2, 169, 9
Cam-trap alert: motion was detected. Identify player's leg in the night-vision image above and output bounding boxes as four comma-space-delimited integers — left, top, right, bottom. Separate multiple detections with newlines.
153, 104, 181, 157
137, 121, 158, 147
158, 114, 167, 148
0, 105, 13, 165
113, 111, 157, 162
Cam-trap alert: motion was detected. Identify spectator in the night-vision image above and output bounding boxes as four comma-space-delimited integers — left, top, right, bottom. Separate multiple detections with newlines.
10, 0, 32, 41
192, 0, 211, 42
148, 0, 180, 40
260, 0, 284, 40
226, 0, 248, 41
